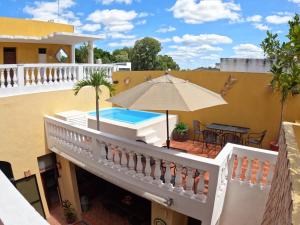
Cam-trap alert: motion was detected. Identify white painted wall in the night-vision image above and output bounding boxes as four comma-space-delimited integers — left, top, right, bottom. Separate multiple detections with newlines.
219, 179, 270, 225
220, 58, 272, 73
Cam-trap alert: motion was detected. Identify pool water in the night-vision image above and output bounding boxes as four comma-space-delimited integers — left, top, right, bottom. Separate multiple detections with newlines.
88, 108, 163, 124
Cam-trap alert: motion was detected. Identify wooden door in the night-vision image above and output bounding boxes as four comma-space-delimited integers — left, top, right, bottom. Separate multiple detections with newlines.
3, 47, 16, 64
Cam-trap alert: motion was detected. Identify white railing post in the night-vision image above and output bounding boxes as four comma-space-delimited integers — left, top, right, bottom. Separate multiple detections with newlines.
77, 65, 84, 81
17, 65, 25, 87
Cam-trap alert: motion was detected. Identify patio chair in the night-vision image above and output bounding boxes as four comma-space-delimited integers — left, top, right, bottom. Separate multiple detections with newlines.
222, 133, 242, 147
193, 120, 205, 143
202, 129, 220, 150
246, 130, 267, 148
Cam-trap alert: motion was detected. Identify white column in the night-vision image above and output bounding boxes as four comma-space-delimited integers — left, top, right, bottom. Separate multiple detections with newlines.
71, 45, 76, 64
88, 41, 94, 64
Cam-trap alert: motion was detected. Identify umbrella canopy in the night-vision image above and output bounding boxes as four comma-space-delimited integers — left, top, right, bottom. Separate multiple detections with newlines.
108, 74, 227, 148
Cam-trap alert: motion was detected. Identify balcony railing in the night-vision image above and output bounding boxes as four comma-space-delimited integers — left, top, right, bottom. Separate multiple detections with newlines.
44, 115, 278, 225
0, 64, 115, 97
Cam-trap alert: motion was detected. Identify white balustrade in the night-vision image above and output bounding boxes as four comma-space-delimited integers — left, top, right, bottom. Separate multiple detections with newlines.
44, 115, 278, 225
0, 64, 115, 97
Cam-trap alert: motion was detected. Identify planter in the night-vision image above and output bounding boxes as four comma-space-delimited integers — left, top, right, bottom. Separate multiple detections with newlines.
172, 130, 189, 142
270, 140, 279, 151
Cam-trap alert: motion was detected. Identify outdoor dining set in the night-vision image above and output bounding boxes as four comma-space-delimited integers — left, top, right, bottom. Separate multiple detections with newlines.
192, 120, 267, 149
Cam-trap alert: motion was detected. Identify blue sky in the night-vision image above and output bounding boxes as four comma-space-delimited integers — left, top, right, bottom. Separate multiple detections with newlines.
0, 0, 299, 69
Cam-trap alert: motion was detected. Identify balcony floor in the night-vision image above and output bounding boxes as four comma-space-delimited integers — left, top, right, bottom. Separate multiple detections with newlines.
169, 140, 222, 158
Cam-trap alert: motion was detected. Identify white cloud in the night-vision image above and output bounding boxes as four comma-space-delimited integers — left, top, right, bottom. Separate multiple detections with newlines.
156, 26, 176, 33
266, 13, 292, 24
232, 44, 264, 58
97, 0, 132, 5
254, 23, 270, 31
288, 0, 300, 4
173, 34, 232, 45
23, 0, 81, 26
170, 0, 241, 24
79, 24, 101, 32
108, 32, 136, 39
136, 20, 147, 25
155, 37, 172, 43
87, 9, 137, 32
246, 15, 262, 23
108, 39, 137, 47
138, 12, 151, 18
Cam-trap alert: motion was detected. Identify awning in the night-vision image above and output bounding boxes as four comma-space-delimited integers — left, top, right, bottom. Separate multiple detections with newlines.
0, 32, 105, 45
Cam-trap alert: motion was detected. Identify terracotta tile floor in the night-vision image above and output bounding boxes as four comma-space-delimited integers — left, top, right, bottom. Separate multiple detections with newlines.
169, 140, 222, 158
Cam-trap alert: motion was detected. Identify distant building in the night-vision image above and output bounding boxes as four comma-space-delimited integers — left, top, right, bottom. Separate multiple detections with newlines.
113, 62, 131, 71
220, 58, 272, 73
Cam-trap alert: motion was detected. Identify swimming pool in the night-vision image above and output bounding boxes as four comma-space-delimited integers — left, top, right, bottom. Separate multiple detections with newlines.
88, 108, 163, 124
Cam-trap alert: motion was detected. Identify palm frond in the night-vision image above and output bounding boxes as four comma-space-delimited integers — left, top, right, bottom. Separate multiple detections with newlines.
73, 79, 93, 95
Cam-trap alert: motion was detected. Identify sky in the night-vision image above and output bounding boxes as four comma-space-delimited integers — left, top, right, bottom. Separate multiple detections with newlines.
0, 0, 299, 69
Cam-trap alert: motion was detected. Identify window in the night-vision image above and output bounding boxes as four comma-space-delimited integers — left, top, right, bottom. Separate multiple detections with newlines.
38, 48, 47, 54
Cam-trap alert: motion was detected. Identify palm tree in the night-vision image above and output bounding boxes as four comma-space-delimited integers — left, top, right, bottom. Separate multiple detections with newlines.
74, 70, 114, 131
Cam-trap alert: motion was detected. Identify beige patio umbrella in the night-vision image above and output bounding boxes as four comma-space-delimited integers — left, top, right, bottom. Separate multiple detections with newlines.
108, 74, 227, 148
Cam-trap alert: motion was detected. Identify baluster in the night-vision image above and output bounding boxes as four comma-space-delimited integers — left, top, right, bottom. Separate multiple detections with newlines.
195, 170, 207, 202
113, 148, 121, 169
0, 69, 4, 88
235, 155, 243, 180
174, 165, 184, 193
267, 163, 274, 187
48, 67, 53, 84
256, 160, 264, 187
25, 68, 30, 86
53, 67, 58, 83
68, 67, 72, 82
142, 155, 152, 182
184, 168, 195, 197
135, 154, 144, 178
12, 68, 17, 87
120, 148, 128, 171
126, 152, 136, 175
6, 68, 12, 88
153, 158, 163, 186
246, 157, 253, 184
98, 143, 107, 162
104, 144, 113, 166
31, 68, 36, 85
163, 161, 173, 190
37, 67, 42, 84
58, 67, 62, 82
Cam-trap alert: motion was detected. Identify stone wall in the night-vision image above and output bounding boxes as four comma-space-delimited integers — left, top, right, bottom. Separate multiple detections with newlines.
261, 122, 300, 225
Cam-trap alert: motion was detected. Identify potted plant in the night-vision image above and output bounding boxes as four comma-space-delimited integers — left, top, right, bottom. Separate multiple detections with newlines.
172, 122, 189, 141
261, 14, 300, 150
62, 200, 77, 224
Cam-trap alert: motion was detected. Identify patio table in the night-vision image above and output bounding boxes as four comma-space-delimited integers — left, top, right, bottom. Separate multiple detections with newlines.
206, 123, 250, 144
207, 123, 250, 134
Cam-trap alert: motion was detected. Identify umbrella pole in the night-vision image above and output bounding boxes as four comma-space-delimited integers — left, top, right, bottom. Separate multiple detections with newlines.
166, 110, 170, 149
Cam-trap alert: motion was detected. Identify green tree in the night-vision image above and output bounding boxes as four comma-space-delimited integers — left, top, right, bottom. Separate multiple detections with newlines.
73, 70, 114, 131
94, 48, 114, 64
75, 44, 88, 63
261, 14, 300, 139
112, 47, 133, 62
156, 55, 180, 70
131, 37, 161, 70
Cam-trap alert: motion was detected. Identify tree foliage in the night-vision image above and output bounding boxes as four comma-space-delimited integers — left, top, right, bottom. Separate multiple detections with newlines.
75, 38, 180, 71
156, 55, 180, 71
261, 14, 300, 138
131, 37, 162, 71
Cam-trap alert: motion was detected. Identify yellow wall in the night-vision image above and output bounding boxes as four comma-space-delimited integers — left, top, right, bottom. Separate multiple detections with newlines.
0, 88, 112, 218
0, 17, 74, 36
113, 71, 300, 149
0, 42, 71, 64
